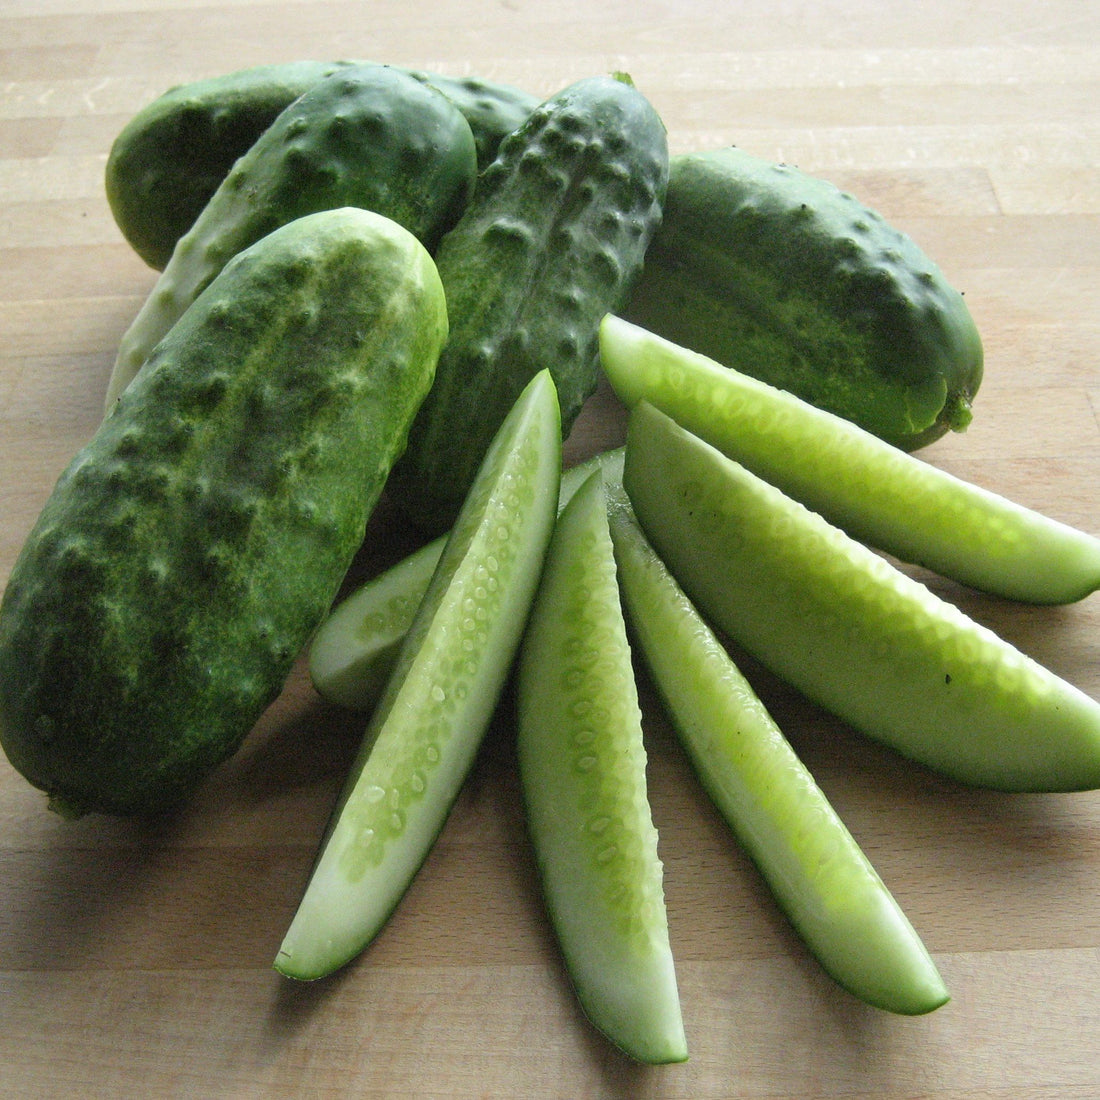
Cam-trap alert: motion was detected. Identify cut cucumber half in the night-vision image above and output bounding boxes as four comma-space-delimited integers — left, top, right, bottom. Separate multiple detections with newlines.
517, 468, 687, 1065
600, 314, 1100, 604
606, 481, 948, 1015
624, 401, 1100, 793
308, 449, 625, 712
275, 369, 562, 980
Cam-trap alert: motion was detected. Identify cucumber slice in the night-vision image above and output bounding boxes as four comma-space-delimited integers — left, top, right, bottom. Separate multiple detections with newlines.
308, 449, 625, 712
517, 469, 687, 1065
600, 314, 1100, 604
275, 370, 562, 980
605, 482, 948, 1015
624, 401, 1100, 793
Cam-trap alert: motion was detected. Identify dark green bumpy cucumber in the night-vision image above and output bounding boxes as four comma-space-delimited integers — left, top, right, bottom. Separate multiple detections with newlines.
106, 60, 539, 269
621, 147, 983, 450
387, 73, 669, 535
0, 208, 447, 818
104, 63, 475, 408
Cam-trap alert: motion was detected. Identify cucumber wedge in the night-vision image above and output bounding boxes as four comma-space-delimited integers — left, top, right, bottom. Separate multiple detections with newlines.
624, 402, 1100, 793
605, 482, 948, 1015
308, 449, 625, 712
517, 469, 687, 1065
275, 370, 562, 980
600, 314, 1100, 604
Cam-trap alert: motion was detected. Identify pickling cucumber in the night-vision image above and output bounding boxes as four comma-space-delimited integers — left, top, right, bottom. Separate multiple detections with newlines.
105, 63, 476, 409
620, 147, 984, 450
600, 315, 1100, 604
623, 402, 1100, 793
605, 480, 948, 1016
0, 208, 447, 818
517, 469, 687, 1064
275, 370, 561, 980
106, 59, 539, 269
387, 73, 669, 534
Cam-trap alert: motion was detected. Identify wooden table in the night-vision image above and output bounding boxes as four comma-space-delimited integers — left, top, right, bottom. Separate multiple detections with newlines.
2, 2, 1099, 1096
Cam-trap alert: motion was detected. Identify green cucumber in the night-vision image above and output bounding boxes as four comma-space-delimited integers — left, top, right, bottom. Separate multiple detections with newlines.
605, 480, 948, 1016
623, 402, 1100, 793
106, 60, 539, 269
275, 369, 561, 980
387, 73, 669, 534
517, 469, 687, 1065
0, 208, 446, 818
308, 449, 624, 712
600, 315, 1100, 604
620, 147, 983, 450
105, 63, 477, 410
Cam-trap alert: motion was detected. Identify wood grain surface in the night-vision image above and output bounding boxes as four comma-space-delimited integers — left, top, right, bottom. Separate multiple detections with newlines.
2, 2, 1099, 1097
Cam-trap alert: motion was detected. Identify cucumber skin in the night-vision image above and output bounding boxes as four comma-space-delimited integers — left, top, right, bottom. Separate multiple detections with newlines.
0, 208, 447, 818
106, 60, 539, 269
388, 74, 669, 535
621, 147, 984, 450
105, 63, 476, 409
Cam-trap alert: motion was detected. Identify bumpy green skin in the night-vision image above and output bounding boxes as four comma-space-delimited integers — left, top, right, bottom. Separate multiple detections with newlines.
104, 63, 475, 410
621, 147, 984, 450
106, 60, 539, 269
388, 74, 669, 535
0, 208, 447, 818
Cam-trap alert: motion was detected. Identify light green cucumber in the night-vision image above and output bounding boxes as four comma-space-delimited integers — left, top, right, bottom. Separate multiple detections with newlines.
275, 370, 561, 980
623, 402, 1100, 793
106, 60, 539, 269
517, 469, 687, 1065
105, 63, 477, 410
606, 481, 948, 1016
600, 315, 1100, 604
308, 449, 624, 712
0, 208, 446, 817
620, 147, 983, 450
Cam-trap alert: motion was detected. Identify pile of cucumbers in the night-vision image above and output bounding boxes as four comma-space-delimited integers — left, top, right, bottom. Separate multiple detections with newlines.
2, 57, 1097, 1064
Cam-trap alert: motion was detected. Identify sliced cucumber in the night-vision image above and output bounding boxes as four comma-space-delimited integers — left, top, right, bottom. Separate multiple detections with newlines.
606, 482, 948, 1015
600, 314, 1100, 604
308, 449, 625, 712
275, 370, 562, 980
624, 401, 1100, 793
517, 469, 687, 1065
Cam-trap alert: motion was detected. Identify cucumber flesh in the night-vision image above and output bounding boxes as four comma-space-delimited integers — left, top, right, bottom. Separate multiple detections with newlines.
623, 402, 1100, 793
600, 315, 1100, 605
606, 481, 948, 1015
517, 469, 687, 1065
275, 370, 562, 979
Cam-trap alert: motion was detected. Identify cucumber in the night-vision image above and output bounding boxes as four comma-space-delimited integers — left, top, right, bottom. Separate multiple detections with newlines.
600, 315, 1100, 604
106, 60, 539, 269
387, 73, 669, 534
623, 402, 1100, 793
517, 469, 687, 1064
104, 63, 477, 410
620, 147, 984, 450
0, 208, 446, 818
275, 370, 561, 980
605, 480, 948, 1016
308, 449, 624, 712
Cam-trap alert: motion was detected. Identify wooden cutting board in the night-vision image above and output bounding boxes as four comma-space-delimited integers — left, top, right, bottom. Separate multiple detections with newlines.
2, 2, 1099, 1096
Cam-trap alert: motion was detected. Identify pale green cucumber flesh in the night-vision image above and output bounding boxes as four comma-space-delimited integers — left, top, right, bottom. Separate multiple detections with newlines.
624, 402, 1100, 793
517, 470, 687, 1065
275, 370, 561, 980
601, 314, 1100, 605
606, 483, 948, 1015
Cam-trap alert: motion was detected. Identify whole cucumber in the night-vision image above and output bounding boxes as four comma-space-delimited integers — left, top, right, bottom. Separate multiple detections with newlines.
0, 208, 447, 818
621, 147, 984, 450
388, 73, 669, 534
104, 62, 476, 409
106, 60, 539, 269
